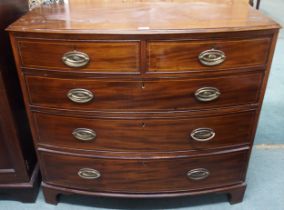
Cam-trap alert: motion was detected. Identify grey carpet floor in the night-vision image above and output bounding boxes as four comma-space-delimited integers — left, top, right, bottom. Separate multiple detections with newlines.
255, 0, 284, 144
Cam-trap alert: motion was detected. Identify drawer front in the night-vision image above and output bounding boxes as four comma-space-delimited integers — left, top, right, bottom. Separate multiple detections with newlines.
26, 72, 262, 111
40, 150, 247, 193
148, 38, 271, 72
34, 111, 256, 152
18, 40, 140, 72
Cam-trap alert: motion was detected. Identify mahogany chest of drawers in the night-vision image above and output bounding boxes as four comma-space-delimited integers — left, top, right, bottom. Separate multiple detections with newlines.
7, 0, 280, 205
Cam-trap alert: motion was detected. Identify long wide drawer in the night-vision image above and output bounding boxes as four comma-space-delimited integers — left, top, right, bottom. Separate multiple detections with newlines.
17, 39, 140, 73
34, 110, 256, 152
148, 38, 271, 72
26, 72, 262, 111
39, 150, 247, 193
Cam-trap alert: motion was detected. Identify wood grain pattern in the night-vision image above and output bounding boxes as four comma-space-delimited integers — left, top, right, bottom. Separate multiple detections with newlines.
34, 110, 256, 152
39, 149, 248, 193
148, 38, 271, 72
0, 135, 13, 169
18, 39, 140, 72
6, 0, 279, 34
25, 72, 263, 111
41, 181, 247, 205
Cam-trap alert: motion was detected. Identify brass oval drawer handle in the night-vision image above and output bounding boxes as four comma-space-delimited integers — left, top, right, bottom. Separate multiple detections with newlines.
62, 51, 90, 68
72, 128, 96, 141
187, 168, 210, 180
198, 49, 226, 66
195, 87, 220, 102
190, 128, 215, 142
78, 168, 101, 180
67, 88, 94, 103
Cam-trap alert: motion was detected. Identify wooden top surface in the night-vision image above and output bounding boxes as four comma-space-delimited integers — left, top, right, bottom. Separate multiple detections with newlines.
7, 0, 280, 34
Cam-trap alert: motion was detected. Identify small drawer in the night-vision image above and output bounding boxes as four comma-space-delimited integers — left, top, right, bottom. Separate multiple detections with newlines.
39, 150, 247, 193
25, 72, 262, 111
17, 39, 140, 73
34, 110, 256, 152
148, 38, 271, 72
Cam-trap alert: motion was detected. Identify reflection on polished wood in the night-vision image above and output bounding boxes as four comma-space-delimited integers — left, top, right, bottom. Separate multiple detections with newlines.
7, 0, 279, 34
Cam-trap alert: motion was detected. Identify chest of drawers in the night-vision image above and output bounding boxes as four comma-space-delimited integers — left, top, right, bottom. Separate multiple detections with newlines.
7, 0, 280, 205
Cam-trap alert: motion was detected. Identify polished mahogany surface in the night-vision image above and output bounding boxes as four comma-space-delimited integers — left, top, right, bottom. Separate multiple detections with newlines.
8, 0, 280, 206
18, 40, 140, 72
26, 72, 262, 111
148, 38, 271, 71
39, 149, 248, 193
34, 110, 256, 152
17, 38, 270, 72
7, 0, 279, 33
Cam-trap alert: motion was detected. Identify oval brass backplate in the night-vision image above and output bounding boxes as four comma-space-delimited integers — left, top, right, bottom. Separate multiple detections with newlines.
67, 88, 94, 104
78, 168, 101, 179
195, 87, 220, 102
72, 128, 96, 141
198, 49, 226, 66
190, 128, 215, 142
187, 168, 210, 180
62, 51, 90, 68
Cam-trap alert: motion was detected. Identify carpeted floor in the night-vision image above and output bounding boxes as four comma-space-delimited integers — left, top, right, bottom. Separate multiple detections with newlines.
0, 0, 283, 209
255, 0, 284, 144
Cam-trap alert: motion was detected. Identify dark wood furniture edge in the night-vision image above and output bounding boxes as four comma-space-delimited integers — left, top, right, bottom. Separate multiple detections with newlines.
240, 30, 279, 183
0, 164, 40, 202
256, 0, 261, 9
37, 145, 250, 159
9, 28, 280, 41
42, 181, 246, 205
249, 0, 254, 7
228, 183, 247, 204
6, 24, 279, 35
249, 0, 260, 10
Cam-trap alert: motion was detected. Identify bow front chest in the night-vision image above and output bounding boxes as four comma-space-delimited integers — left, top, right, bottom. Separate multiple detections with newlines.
7, 0, 280, 205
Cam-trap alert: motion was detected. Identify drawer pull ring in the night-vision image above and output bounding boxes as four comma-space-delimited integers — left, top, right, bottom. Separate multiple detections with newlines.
72, 128, 96, 141
78, 168, 101, 179
62, 51, 90, 68
187, 168, 210, 180
190, 128, 215, 142
195, 87, 220, 102
198, 49, 226, 66
67, 88, 94, 103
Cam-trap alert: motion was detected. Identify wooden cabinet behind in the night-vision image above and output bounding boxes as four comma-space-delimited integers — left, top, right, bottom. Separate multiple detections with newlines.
0, 0, 39, 202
